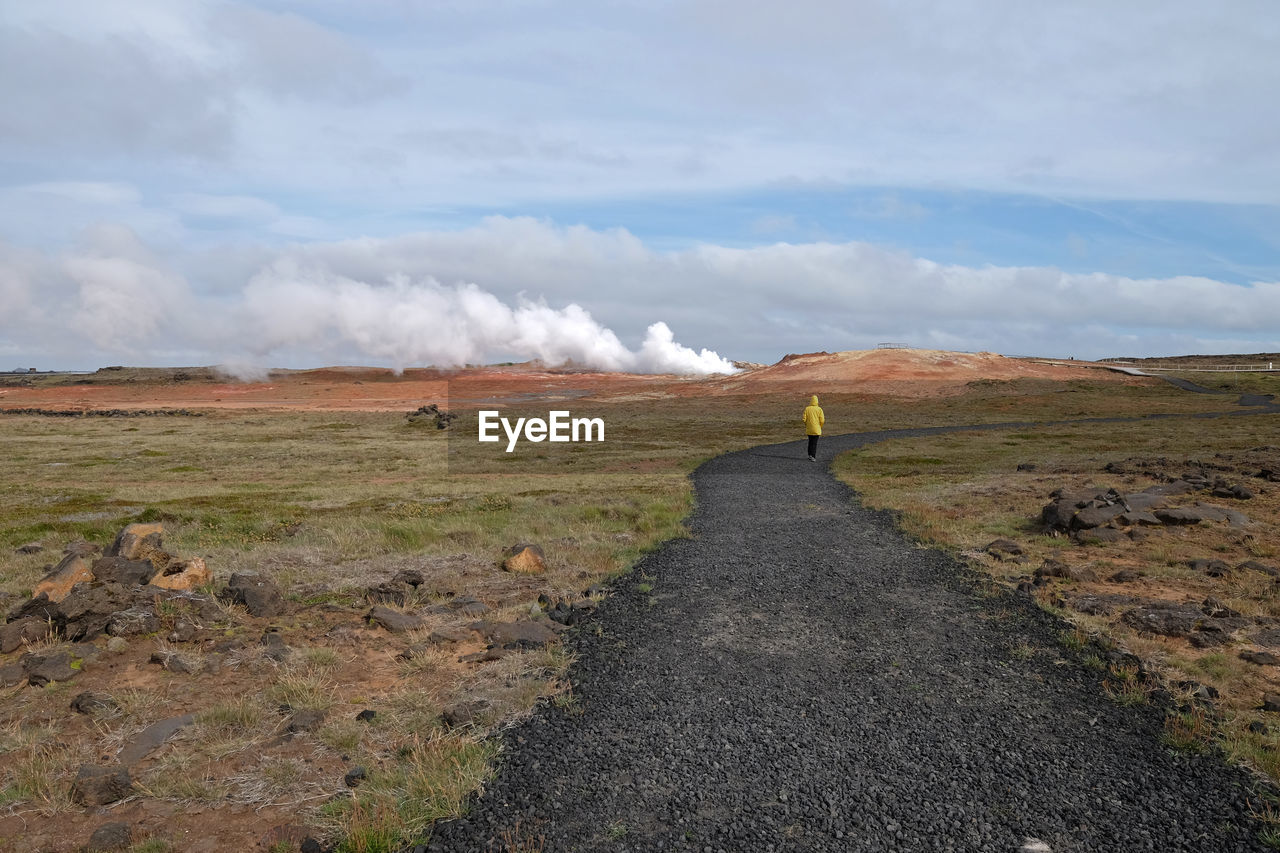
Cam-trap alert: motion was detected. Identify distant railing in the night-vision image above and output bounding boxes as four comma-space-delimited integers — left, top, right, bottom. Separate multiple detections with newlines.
1132, 364, 1277, 373
876, 342, 912, 349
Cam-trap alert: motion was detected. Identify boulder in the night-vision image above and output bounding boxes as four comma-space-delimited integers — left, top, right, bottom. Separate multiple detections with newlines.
85, 821, 133, 852
21, 650, 80, 686
0, 663, 27, 687
106, 607, 160, 638
1034, 559, 1093, 582
1121, 604, 1202, 637
71, 691, 120, 716
1241, 650, 1280, 666
69, 764, 133, 806
1190, 559, 1232, 578
366, 605, 424, 634
1212, 484, 1255, 500
502, 543, 547, 575
222, 572, 286, 617
1040, 499, 1079, 531
0, 617, 53, 653
1118, 492, 1165, 512
427, 626, 472, 646
57, 583, 149, 641
149, 557, 211, 592
30, 554, 94, 603
91, 557, 156, 586
1071, 527, 1128, 544
1116, 511, 1162, 527
1070, 504, 1125, 530
1154, 507, 1207, 526
469, 619, 559, 648
984, 539, 1025, 561
108, 523, 163, 561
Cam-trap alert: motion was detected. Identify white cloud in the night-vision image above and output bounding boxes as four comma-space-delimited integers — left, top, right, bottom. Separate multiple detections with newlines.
1, 218, 1277, 371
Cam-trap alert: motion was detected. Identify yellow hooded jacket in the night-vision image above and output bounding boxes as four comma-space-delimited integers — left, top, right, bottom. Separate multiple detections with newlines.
803, 396, 825, 436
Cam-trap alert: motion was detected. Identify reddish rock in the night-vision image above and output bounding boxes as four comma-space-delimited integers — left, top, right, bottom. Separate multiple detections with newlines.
31, 554, 94, 603
503, 543, 547, 575
149, 557, 211, 591
108, 523, 163, 561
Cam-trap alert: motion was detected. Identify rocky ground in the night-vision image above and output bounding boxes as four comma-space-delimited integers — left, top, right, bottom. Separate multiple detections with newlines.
428, 426, 1278, 852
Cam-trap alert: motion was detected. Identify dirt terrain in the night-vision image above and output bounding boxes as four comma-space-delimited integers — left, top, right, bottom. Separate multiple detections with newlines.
0, 350, 1137, 414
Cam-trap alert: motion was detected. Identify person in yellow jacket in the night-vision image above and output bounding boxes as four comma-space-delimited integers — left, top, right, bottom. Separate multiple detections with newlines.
802, 395, 825, 462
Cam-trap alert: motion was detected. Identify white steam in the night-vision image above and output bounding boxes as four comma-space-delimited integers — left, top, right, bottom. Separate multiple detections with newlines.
238, 261, 737, 375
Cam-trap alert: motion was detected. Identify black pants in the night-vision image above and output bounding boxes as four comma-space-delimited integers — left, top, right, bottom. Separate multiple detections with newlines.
807, 435, 819, 458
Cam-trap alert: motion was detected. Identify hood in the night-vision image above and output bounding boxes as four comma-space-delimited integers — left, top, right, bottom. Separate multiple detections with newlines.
809, 395, 819, 406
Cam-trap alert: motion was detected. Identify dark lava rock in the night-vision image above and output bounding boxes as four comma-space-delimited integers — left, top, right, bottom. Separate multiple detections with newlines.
70, 764, 133, 806
0, 616, 53, 653
1122, 604, 1202, 637
117, 714, 195, 767
1212, 484, 1255, 500
367, 605, 424, 633
1202, 597, 1241, 618
71, 691, 120, 716
21, 650, 79, 686
85, 821, 132, 852
1143, 480, 1197, 497
149, 650, 202, 674
260, 630, 291, 661
1116, 511, 1162, 527
984, 539, 1025, 561
1242, 650, 1280, 666
1190, 559, 1232, 578
1252, 629, 1280, 648
344, 765, 367, 787
1239, 560, 1280, 577
0, 663, 27, 687
1017, 462, 1037, 471
1108, 570, 1142, 584
441, 699, 491, 729
91, 556, 156, 585
1262, 694, 1280, 713
427, 626, 472, 646
1071, 526, 1128, 544
392, 569, 425, 587
223, 572, 287, 617
15, 542, 43, 555
469, 620, 559, 648
1071, 504, 1125, 530
1034, 559, 1093, 582
1249, 721, 1270, 734
356, 709, 377, 723
106, 607, 161, 637
287, 709, 328, 733
445, 595, 489, 617
1154, 508, 1205, 526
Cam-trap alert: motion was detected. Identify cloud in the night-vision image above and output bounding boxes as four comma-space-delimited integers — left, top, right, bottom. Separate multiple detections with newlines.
1, 218, 1278, 371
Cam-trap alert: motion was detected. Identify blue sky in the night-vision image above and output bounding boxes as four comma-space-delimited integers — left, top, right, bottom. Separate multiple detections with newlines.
1, 1, 1278, 371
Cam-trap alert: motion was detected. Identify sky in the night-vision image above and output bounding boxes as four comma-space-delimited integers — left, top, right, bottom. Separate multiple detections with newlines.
1, 0, 1278, 373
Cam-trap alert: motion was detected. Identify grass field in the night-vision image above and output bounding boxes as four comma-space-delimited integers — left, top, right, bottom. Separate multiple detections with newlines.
0, 373, 1255, 851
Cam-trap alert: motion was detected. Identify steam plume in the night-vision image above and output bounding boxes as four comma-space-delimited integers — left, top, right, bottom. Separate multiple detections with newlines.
239, 262, 737, 375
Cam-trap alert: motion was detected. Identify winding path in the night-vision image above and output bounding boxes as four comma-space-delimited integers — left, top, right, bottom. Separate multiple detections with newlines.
428, 415, 1279, 852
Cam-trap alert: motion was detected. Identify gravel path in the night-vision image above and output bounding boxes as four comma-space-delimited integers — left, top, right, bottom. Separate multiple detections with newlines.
428, 422, 1277, 853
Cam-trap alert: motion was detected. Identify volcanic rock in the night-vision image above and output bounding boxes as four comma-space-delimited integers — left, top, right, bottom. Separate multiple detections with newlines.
108, 523, 163, 561
503, 543, 547, 575
69, 764, 133, 806
223, 571, 286, 617
91, 556, 156, 586
149, 557, 211, 591
30, 554, 93, 603
367, 605, 424, 633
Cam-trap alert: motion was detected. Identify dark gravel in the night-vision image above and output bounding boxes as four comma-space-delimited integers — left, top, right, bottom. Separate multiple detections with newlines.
428, 424, 1278, 853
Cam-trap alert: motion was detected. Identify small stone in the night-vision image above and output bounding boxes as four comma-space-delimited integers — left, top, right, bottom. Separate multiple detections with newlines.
344, 765, 367, 787
222, 571, 287, 617
21, 650, 79, 686
15, 542, 43, 555
1021, 840, 1052, 853
1107, 569, 1142, 584
441, 699, 490, 729
1262, 693, 1280, 713
984, 539, 1024, 561
355, 709, 377, 723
